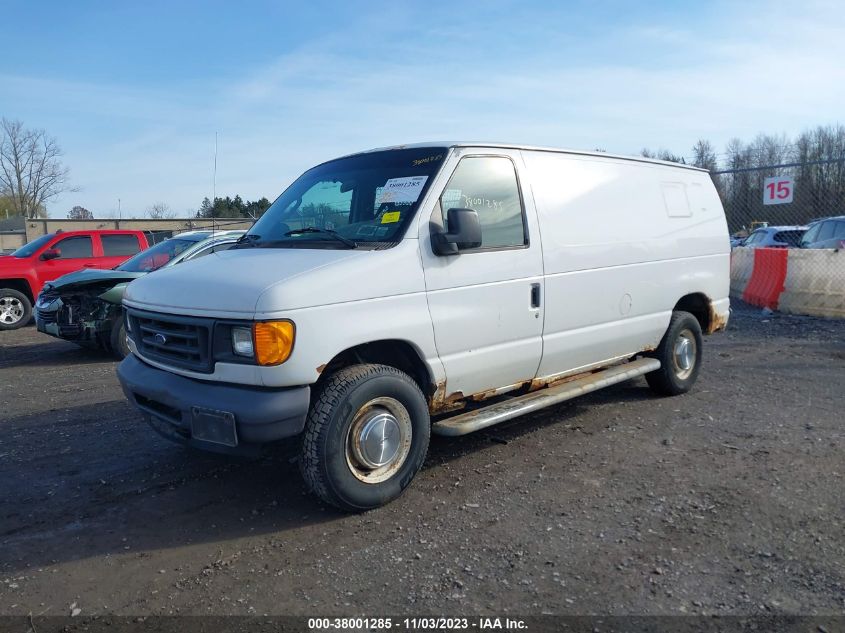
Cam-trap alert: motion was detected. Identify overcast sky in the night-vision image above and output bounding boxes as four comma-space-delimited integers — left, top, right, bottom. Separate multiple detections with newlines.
1, 0, 843, 217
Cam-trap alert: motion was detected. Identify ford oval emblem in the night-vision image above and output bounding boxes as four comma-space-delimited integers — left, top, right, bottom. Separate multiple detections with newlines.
154, 333, 167, 345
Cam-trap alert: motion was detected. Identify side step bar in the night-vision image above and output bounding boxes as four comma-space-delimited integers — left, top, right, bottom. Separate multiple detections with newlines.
431, 358, 660, 437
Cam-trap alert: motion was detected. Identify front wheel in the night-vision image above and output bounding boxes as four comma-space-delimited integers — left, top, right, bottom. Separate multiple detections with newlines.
300, 364, 430, 511
646, 311, 703, 396
0, 289, 32, 330
109, 319, 130, 359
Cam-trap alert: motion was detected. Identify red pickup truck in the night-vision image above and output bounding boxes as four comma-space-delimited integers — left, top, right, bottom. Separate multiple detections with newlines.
0, 230, 150, 330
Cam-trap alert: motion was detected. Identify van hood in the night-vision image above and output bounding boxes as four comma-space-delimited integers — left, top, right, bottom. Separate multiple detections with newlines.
123, 243, 425, 318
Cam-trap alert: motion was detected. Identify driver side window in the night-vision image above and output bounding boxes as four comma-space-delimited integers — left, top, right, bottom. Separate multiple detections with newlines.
54, 236, 93, 259
440, 156, 526, 249
817, 221, 835, 241
802, 223, 821, 244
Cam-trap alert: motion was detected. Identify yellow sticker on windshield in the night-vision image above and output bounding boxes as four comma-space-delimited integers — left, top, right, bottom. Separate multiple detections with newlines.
381, 211, 401, 224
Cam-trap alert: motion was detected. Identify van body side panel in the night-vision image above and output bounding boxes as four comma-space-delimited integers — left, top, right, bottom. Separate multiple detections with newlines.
522, 150, 729, 379
264, 292, 443, 388
419, 148, 545, 399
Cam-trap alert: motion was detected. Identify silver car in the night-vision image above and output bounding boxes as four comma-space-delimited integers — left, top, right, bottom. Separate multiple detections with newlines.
740, 226, 807, 249
799, 216, 845, 249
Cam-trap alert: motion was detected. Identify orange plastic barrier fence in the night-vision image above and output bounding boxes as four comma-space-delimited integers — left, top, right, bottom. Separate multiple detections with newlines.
741, 248, 789, 309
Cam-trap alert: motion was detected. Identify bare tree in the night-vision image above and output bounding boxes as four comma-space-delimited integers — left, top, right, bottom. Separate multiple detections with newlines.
691, 139, 718, 171
146, 202, 175, 219
0, 119, 74, 218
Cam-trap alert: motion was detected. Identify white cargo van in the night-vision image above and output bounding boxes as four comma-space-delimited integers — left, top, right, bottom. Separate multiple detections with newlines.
118, 143, 730, 510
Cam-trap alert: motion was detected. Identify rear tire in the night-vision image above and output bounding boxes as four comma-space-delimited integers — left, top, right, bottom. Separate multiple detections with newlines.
0, 289, 32, 330
300, 364, 430, 511
646, 311, 703, 396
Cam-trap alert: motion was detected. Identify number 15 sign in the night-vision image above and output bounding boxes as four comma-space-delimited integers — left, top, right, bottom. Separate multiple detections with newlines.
763, 176, 794, 205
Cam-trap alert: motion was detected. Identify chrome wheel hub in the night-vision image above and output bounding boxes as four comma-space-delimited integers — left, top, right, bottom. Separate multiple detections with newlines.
0, 296, 24, 325
673, 329, 697, 380
353, 412, 401, 468
346, 397, 412, 484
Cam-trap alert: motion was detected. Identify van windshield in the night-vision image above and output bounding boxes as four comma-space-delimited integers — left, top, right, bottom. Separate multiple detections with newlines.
240, 147, 447, 249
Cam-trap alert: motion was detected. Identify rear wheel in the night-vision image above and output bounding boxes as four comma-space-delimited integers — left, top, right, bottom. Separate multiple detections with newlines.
0, 289, 31, 330
300, 364, 430, 511
646, 311, 703, 396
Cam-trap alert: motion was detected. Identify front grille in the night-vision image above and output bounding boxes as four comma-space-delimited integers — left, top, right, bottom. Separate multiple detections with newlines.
37, 308, 58, 324
128, 309, 212, 373
37, 292, 60, 324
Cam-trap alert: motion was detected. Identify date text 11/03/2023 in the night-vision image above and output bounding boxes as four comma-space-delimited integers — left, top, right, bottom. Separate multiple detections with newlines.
308, 617, 528, 630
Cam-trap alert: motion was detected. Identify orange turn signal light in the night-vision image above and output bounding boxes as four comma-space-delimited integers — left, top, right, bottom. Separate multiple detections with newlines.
253, 320, 295, 366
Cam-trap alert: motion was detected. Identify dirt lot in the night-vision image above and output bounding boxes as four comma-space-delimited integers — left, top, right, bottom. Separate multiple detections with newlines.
1, 304, 844, 618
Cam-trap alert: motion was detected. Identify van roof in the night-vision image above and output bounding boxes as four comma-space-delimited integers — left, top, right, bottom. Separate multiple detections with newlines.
337, 142, 707, 172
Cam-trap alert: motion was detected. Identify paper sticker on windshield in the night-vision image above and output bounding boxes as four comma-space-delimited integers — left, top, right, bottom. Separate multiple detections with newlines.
356, 225, 377, 237
378, 176, 428, 205
381, 211, 401, 224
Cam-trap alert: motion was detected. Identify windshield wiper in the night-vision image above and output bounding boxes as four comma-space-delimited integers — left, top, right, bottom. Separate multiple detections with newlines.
284, 227, 357, 248
233, 233, 262, 248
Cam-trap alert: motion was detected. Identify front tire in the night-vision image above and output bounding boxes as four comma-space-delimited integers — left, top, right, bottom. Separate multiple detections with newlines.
300, 364, 430, 511
646, 311, 703, 396
0, 289, 32, 330
109, 319, 130, 359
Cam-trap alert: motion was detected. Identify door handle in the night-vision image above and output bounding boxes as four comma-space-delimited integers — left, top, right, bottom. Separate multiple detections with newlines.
530, 283, 541, 308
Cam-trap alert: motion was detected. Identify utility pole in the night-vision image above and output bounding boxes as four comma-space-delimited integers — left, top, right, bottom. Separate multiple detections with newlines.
213, 132, 218, 203
212, 132, 219, 234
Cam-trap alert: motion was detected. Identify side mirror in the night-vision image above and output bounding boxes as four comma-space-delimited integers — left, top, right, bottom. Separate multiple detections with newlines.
40, 248, 61, 261
432, 208, 482, 255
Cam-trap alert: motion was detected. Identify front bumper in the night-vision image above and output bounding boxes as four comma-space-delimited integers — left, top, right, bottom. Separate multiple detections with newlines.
35, 295, 99, 342
117, 354, 310, 456
35, 296, 66, 338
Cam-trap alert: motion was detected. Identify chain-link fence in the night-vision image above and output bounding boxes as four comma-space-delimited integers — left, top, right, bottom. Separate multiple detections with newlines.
713, 159, 845, 318
715, 158, 845, 235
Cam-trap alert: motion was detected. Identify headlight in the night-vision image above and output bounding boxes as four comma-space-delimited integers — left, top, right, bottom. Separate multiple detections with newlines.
231, 327, 254, 357
253, 320, 295, 366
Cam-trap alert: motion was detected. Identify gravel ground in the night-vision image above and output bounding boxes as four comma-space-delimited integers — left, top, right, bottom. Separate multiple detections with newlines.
1, 304, 844, 619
